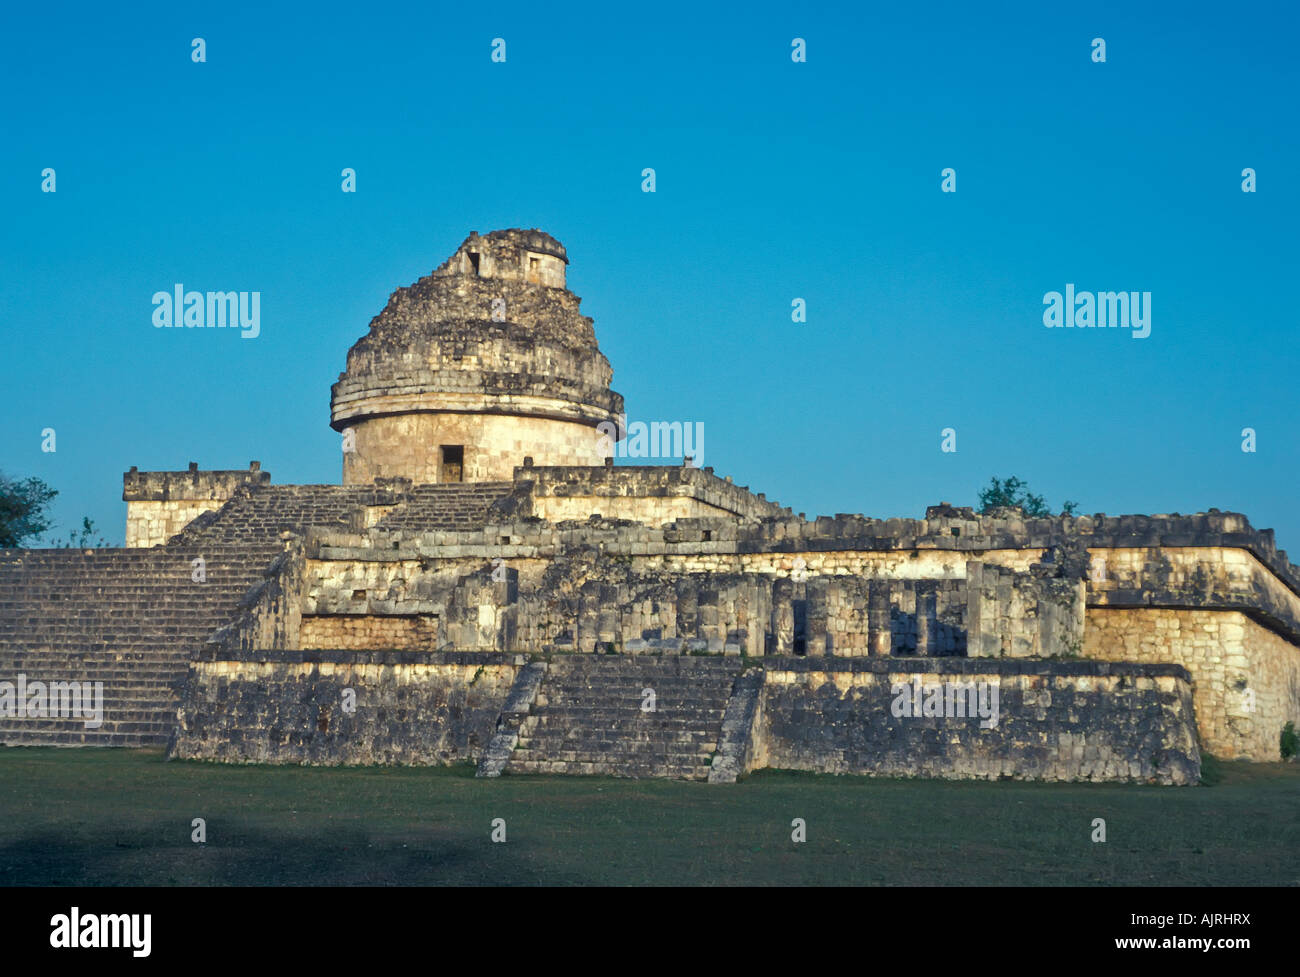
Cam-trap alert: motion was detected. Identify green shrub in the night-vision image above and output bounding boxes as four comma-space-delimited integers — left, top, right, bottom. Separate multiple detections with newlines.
1281, 722, 1298, 760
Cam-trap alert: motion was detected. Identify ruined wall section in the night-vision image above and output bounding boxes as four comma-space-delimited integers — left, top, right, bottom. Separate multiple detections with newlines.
965, 546, 1088, 659
203, 540, 307, 655
123, 462, 269, 547
518, 464, 791, 524
1087, 546, 1300, 641
191, 506, 1297, 769
754, 658, 1200, 785
1084, 608, 1300, 761
299, 520, 1070, 659
170, 651, 519, 765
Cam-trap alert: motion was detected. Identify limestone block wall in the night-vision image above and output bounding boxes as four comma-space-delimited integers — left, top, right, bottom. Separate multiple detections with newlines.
126, 500, 224, 548
341, 412, 606, 484
303, 558, 445, 616
309, 499, 1300, 620
1083, 608, 1300, 761
1087, 546, 1300, 639
439, 231, 567, 288
964, 562, 1085, 659
299, 614, 440, 650
170, 650, 519, 765
754, 658, 1200, 785
536, 495, 744, 524
520, 466, 791, 521
123, 462, 270, 547
661, 548, 1040, 580
168, 651, 1202, 783
299, 545, 1065, 661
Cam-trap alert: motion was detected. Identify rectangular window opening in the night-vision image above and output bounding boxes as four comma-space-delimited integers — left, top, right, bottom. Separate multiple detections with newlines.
440, 445, 464, 483
792, 599, 808, 656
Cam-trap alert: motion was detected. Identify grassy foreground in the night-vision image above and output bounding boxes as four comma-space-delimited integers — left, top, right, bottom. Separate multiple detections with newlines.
0, 748, 1296, 885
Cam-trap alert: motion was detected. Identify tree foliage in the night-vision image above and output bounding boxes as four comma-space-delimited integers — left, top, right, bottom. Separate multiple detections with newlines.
0, 473, 58, 547
0, 474, 106, 548
977, 476, 1078, 518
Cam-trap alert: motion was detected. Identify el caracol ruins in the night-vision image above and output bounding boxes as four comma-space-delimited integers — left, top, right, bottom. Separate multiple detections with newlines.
2, 229, 1298, 786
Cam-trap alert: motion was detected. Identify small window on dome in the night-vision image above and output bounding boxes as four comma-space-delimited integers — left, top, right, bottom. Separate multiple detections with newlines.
526, 255, 541, 283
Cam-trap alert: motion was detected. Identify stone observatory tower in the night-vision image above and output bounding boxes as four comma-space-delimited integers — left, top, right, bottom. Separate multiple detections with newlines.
331, 229, 625, 484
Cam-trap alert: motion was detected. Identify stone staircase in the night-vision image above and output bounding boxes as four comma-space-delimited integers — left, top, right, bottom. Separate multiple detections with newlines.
166, 482, 515, 547
0, 544, 282, 746
505, 655, 743, 780
168, 484, 406, 546
372, 482, 515, 533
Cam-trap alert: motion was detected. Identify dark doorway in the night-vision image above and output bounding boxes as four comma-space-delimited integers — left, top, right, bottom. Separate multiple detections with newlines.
440, 445, 464, 482
468, 252, 481, 275
792, 599, 808, 656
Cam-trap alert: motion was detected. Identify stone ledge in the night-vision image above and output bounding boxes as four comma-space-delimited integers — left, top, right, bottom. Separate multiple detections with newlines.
760, 656, 1192, 681
193, 648, 520, 667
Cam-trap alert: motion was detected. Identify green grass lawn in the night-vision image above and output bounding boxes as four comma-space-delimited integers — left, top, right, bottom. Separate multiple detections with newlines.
0, 748, 1296, 885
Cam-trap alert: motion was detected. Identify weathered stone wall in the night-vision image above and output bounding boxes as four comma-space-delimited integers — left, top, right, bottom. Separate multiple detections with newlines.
211, 544, 306, 654
437, 229, 569, 288
123, 462, 269, 547
298, 548, 1067, 662
520, 465, 790, 522
171, 650, 519, 765
341, 411, 608, 484
965, 555, 1087, 659
1083, 608, 1300, 761
1088, 546, 1300, 640
168, 650, 1202, 784
126, 500, 221, 548
753, 658, 1201, 785
299, 614, 440, 650
535, 494, 743, 524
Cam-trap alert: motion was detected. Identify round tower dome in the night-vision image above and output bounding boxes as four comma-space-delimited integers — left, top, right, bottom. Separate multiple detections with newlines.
330, 229, 625, 484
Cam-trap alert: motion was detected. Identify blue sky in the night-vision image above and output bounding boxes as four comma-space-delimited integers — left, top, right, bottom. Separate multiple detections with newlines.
2, 2, 1297, 549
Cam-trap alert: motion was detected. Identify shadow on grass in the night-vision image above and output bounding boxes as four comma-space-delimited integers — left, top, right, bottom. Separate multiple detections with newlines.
0, 823, 582, 886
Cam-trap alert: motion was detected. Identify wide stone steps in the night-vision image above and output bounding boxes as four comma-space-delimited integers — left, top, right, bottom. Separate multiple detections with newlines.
158, 483, 514, 547
518, 717, 721, 739
165, 485, 402, 545
504, 655, 741, 781
506, 758, 708, 779
373, 483, 514, 533
0, 544, 281, 747
0, 726, 170, 748
523, 711, 725, 730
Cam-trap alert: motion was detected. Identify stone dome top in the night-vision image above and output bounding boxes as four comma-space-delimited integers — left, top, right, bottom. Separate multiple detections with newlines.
446, 228, 567, 264
330, 229, 624, 433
